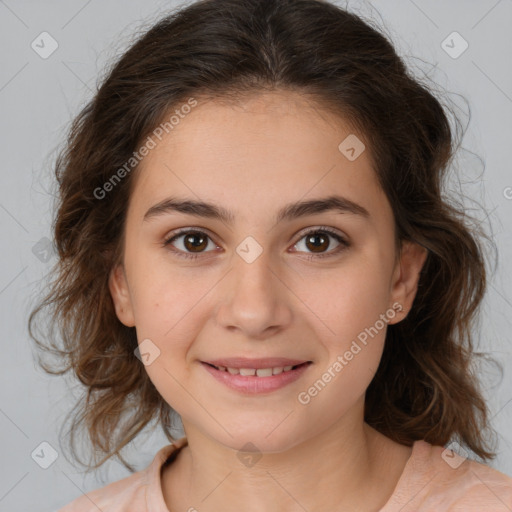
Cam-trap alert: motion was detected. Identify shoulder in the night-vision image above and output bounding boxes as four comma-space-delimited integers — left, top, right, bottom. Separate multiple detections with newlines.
57, 469, 146, 512
384, 440, 512, 512
56, 439, 186, 512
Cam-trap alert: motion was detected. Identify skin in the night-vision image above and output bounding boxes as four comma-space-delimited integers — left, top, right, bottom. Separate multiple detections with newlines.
109, 90, 428, 512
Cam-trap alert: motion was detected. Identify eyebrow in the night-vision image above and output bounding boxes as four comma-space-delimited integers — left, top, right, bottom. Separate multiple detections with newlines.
143, 195, 370, 225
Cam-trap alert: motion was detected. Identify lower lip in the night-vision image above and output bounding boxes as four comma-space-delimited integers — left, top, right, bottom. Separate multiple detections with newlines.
201, 362, 312, 394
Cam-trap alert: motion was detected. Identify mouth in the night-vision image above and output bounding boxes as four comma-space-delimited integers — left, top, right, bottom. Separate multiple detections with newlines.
202, 360, 312, 377
199, 359, 313, 394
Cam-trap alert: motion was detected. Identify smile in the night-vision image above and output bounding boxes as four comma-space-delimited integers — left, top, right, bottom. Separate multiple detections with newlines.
205, 362, 309, 377
200, 361, 312, 394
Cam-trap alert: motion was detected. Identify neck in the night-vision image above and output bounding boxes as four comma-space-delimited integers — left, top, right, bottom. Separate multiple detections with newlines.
162, 400, 412, 512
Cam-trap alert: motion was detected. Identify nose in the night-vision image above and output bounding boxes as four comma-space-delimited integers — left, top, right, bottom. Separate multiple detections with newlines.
214, 245, 293, 340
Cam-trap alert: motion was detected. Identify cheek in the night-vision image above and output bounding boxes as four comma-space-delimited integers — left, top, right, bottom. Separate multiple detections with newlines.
294, 255, 393, 343
132, 288, 196, 413
297, 315, 388, 419
129, 264, 207, 337
126, 276, 198, 399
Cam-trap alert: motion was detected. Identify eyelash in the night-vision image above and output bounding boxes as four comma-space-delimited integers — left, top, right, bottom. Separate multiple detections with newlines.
162, 226, 350, 261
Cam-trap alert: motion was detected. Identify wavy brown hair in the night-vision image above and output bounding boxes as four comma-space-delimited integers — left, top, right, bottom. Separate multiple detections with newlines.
28, 0, 498, 472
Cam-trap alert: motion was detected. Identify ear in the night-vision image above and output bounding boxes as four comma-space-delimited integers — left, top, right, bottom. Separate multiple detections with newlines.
387, 240, 428, 325
108, 263, 136, 327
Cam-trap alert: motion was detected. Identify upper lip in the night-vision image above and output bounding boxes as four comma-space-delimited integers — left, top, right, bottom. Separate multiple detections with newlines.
202, 357, 312, 369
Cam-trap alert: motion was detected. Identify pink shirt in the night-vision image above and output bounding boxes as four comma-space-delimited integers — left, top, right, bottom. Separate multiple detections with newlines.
58, 436, 512, 511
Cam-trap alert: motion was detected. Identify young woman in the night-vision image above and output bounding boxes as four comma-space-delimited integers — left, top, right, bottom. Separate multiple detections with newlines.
29, 0, 512, 510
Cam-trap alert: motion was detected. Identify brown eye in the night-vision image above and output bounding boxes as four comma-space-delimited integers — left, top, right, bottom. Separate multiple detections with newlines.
305, 232, 330, 253
163, 229, 217, 259
293, 228, 349, 259
182, 231, 209, 252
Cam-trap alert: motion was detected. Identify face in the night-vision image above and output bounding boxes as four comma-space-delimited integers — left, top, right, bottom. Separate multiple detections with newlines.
109, 90, 427, 453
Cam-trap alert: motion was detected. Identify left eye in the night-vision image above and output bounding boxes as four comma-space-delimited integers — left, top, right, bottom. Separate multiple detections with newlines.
163, 227, 349, 260
292, 228, 348, 258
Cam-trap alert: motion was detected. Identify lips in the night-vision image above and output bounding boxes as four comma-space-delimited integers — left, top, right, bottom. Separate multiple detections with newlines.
201, 359, 313, 393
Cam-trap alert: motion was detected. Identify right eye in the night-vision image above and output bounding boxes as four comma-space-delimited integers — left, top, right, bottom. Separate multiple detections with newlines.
163, 229, 219, 259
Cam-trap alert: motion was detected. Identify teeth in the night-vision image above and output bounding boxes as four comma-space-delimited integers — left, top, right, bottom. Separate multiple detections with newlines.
256, 368, 273, 377
212, 364, 302, 377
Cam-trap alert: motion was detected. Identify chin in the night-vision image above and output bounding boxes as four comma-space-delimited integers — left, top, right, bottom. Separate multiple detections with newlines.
209, 426, 307, 455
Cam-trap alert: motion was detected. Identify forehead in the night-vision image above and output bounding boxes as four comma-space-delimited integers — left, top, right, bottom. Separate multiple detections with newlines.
128, 91, 391, 226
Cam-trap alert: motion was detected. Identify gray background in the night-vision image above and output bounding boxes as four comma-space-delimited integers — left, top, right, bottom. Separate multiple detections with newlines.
1, 0, 511, 510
